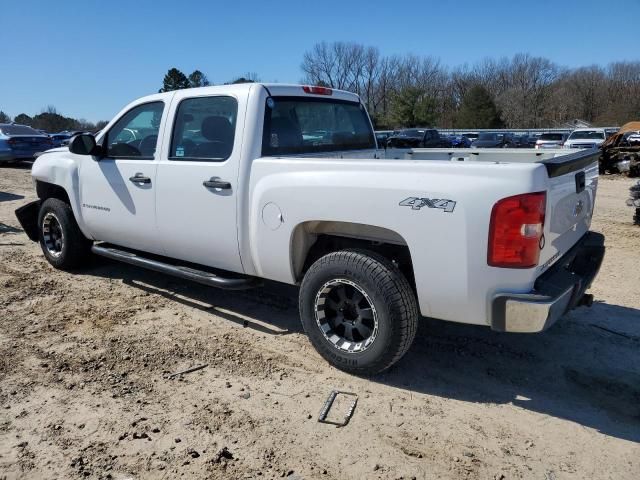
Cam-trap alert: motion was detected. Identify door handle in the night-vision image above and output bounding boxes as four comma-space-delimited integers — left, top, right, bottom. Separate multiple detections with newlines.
129, 173, 151, 184
203, 177, 231, 190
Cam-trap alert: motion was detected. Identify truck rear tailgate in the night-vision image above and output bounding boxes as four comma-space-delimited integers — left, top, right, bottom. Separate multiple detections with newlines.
538, 149, 600, 273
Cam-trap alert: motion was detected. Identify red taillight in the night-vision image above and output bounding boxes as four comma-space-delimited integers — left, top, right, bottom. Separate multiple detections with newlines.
302, 85, 332, 96
488, 192, 546, 268
7, 138, 17, 145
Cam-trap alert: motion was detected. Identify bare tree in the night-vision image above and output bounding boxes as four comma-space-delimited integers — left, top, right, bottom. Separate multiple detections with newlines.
301, 43, 637, 128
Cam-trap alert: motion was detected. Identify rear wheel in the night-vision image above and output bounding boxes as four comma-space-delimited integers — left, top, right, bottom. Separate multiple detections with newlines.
38, 198, 91, 270
299, 250, 418, 375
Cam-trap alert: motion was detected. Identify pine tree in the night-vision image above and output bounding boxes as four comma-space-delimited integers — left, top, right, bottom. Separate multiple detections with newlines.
188, 70, 210, 88
159, 68, 190, 92
456, 86, 503, 128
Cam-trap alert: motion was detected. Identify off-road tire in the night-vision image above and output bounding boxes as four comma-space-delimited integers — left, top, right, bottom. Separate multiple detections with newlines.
38, 198, 91, 270
299, 250, 419, 375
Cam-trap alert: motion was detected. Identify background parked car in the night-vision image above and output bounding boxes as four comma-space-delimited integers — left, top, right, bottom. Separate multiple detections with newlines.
375, 130, 394, 147
386, 128, 452, 148
471, 132, 517, 148
0, 124, 52, 164
535, 132, 568, 149
461, 132, 479, 142
49, 133, 73, 147
564, 128, 607, 149
514, 134, 536, 148
447, 134, 472, 148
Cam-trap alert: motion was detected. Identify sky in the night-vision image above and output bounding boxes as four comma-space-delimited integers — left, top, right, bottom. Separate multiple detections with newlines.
1, 0, 639, 122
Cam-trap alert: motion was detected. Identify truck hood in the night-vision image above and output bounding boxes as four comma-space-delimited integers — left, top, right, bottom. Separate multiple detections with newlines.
564, 139, 604, 148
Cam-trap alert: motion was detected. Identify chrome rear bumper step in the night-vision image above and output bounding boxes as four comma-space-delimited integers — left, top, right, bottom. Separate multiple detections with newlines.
91, 244, 261, 290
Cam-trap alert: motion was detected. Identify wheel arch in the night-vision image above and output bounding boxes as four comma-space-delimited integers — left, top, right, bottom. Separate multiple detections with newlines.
289, 220, 416, 290
36, 180, 71, 204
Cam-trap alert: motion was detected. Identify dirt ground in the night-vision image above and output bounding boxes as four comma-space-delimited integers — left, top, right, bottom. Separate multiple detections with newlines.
0, 164, 638, 480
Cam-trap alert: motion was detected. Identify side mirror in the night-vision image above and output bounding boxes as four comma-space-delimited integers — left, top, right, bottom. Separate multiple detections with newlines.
69, 134, 100, 156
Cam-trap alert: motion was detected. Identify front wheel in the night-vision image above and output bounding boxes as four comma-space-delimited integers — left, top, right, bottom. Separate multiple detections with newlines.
299, 250, 418, 375
38, 198, 92, 270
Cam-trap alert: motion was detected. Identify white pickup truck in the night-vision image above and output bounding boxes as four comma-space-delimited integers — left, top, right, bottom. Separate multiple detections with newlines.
15, 83, 605, 375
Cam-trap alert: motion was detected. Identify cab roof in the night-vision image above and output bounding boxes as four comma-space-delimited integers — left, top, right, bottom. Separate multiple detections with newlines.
147, 83, 360, 104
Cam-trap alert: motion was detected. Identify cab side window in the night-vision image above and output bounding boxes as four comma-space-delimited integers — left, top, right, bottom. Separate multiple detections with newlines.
170, 96, 238, 162
105, 102, 164, 159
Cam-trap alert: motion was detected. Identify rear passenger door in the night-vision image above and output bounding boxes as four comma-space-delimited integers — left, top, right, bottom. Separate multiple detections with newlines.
155, 92, 246, 273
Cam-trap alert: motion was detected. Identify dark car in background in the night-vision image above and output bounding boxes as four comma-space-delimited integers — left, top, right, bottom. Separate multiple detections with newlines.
471, 132, 517, 148
461, 132, 479, 143
515, 135, 537, 148
50, 133, 73, 148
0, 124, 52, 164
447, 134, 472, 148
386, 128, 452, 148
375, 130, 395, 147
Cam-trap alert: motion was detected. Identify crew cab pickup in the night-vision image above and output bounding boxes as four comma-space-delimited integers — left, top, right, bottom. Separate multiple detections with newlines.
15, 83, 605, 375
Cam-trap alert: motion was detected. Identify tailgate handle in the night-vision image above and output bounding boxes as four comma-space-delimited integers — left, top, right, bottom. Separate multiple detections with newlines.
575, 171, 585, 193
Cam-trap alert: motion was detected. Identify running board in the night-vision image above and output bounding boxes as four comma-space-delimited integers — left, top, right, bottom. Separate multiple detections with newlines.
91, 245, 261, 290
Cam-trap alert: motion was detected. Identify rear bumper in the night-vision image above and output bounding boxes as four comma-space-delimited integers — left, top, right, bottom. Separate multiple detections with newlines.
491, 231, 605, 333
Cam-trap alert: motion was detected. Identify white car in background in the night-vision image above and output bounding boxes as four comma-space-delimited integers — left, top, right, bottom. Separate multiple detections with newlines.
535, 133, 568, 149
564, 128, 607, 149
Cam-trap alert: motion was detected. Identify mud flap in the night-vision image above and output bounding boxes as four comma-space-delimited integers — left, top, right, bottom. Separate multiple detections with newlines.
14, 200, 41, 242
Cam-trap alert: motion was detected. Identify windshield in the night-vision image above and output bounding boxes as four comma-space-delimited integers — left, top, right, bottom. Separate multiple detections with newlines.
262, 97, 375, 156
0, 125, 43, 136
569, 130, 605, 140
477, 133, 498, 141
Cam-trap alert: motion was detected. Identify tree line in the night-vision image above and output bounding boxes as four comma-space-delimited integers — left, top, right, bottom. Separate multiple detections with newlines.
0, 106, 108, 133
301, 41, 640, 129
4, 49, 638, 133
158, 68, 259, 92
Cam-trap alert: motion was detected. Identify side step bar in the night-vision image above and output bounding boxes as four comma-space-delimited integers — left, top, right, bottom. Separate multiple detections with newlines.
91, 245, 261, 290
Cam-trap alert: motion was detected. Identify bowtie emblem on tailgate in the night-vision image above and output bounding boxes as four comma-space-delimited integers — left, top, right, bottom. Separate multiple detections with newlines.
399, 197, 456, 213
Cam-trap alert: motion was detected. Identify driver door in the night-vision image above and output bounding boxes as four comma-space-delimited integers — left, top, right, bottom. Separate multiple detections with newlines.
80, 99, 169, 255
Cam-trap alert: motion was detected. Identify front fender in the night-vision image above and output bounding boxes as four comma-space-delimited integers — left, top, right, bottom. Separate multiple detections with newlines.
31, 152, 90, 238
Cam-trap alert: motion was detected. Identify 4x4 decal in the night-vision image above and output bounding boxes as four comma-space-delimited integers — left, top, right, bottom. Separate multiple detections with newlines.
399, 197, 456, 213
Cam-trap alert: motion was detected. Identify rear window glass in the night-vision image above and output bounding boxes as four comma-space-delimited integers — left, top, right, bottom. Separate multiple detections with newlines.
569, 131, 605, 140
539, 133, 563, 141
0, 125, 42, 135
262, 97, 375, 156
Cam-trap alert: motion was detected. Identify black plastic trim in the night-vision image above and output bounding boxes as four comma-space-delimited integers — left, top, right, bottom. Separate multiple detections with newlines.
542, 148, 600, 178
14, 200, 41, 242
91, 244, 261, 290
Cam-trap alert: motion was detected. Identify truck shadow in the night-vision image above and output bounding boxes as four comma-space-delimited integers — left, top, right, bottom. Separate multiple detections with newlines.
377, 301, 640, 443
85, 258, 302, 336
82, 259, 639, 443
0, 192, 25, 203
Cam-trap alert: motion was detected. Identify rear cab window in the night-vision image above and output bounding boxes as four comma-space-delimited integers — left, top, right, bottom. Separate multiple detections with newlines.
261, 97, 375, 156
539, 133, 563, 141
